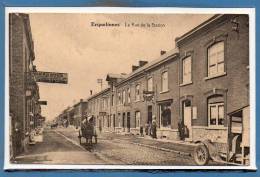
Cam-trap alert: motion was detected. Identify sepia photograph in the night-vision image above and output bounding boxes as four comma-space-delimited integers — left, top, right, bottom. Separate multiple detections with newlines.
5, 7, 255, 170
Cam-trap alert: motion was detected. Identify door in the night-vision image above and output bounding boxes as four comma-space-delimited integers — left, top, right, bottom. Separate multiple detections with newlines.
127, 112, 131, 132
122, 113, 125, 131
148, 106, 152, 124
183, 100, 192, 141
98, 118, 102, 132
113, 114, 116, 130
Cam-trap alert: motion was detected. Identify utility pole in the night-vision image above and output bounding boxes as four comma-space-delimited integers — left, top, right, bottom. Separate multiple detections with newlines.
97, 79, 103, 91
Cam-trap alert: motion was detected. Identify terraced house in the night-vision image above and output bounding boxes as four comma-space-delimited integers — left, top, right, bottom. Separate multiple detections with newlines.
176, 14, 249, 144
9, 13, 42, 157
85, 14, 249, 145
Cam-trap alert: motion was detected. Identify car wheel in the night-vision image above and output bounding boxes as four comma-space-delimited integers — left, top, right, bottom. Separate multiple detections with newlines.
194, 144, 210, 165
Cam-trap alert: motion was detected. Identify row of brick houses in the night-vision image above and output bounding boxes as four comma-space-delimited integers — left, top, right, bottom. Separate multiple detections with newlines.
88, 14, 249, 142
9, 13, 43, 157
57, 14, 249, 144
55, 99, 88, 128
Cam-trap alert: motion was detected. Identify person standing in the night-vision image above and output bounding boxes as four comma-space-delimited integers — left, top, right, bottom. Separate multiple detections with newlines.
151, 116, 157, 139
148, 122, 152, 137
145, 123, 149, 135
140, 125, 144, 137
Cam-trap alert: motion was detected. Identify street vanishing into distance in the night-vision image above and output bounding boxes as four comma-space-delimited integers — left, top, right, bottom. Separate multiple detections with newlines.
14, 126, 220, 166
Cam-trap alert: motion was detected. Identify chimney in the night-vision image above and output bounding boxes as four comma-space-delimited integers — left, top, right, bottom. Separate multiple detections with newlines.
90, 90, 93, 95
160, 50, 166, 55
139, 60, 148, 67
132, 65, 139, 72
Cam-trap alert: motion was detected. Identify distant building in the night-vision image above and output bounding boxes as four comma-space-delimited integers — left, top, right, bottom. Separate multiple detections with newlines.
9, 13, 42, 157
56, 99, 88, 128
88, 88, 111, 133
73, 99, 88, 128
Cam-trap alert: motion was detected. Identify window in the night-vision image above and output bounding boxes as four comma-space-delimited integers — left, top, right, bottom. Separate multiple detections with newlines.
208, 102, 224, 127
147, 77, 153, 91
208, 42, 225, 76
161, 71, 168, 92
118, 113, 121, 127
127, 88, 131, 103
135, 111, 141, 128
107, 97, 110, 107
135, 84, 140, 101
104, 98, 106, 109
182, 56, 192, 83
111, 94, 114, 106
122, 90, 126, 104
118, 92, 121, 105
159, 102, 171, 128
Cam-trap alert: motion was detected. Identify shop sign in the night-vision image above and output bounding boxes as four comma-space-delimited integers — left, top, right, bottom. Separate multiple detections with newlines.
143, 90, 154, 101
38, 101, 47, 105
33, 71, 68, 84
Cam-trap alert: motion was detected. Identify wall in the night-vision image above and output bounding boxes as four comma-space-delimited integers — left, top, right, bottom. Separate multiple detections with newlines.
178, 14, 249, 141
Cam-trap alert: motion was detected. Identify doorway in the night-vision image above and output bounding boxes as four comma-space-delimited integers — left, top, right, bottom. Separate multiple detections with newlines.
148, 106, 152, 124
182, 100, 192, 141
122, 113, 125, 131
113, 114, 116, 130
127, 112, 130, 132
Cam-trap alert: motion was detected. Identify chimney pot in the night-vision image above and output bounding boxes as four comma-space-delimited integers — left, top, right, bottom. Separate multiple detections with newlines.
139, 60, 148, 67
132, 65, 139, 72
160, 50, 166, 55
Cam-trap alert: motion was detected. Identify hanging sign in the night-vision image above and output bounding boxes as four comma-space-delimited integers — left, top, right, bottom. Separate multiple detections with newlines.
38, 101, 47, 105
33, 71, 68, 84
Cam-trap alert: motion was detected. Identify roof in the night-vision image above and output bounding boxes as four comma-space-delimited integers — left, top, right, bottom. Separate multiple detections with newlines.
73, 99, 88, 107
106, 73, 128, 81
87, 88, 110, 101
175, 14, 223, 46
116, 47, 179, 86
227, 105, 250, 116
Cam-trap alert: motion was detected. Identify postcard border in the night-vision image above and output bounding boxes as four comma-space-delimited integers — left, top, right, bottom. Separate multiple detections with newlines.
4, 7, 256, 170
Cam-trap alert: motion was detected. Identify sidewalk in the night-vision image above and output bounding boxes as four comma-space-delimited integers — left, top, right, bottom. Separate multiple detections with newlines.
56, 126, 196, 156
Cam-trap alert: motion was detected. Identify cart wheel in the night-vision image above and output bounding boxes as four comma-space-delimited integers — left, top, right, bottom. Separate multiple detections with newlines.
194, 144, 209, 165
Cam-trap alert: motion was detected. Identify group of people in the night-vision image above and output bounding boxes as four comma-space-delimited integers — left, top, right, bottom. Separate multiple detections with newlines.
140, 116, 157, 139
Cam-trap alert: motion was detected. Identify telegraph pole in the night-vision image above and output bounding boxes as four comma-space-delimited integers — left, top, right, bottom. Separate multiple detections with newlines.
97, 79, 103, 91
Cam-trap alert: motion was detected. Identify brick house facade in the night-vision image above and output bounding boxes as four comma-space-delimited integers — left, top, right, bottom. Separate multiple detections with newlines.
57, 14, 249, 144
9, 13, 42, 157
176, 14, 249, 143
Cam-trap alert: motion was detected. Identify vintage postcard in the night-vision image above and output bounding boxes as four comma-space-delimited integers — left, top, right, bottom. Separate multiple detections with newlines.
5, 7, 256, 170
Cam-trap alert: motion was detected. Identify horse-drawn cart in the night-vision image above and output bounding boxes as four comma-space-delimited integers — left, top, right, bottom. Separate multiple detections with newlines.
78, 116, 97, 145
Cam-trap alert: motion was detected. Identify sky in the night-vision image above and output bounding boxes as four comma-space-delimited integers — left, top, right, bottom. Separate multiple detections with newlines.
29, 13, 213, 121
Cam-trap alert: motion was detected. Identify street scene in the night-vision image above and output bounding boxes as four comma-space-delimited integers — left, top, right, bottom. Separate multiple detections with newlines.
15, 126, 202, 165
8, 11, 250, 167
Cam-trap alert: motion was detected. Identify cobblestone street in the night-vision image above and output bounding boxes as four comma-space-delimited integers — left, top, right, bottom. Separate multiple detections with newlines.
14, 127, 221, 165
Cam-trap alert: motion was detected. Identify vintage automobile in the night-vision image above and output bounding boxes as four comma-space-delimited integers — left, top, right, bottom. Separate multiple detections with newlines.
78, 116, 97, 145
193, 105, 250, 166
